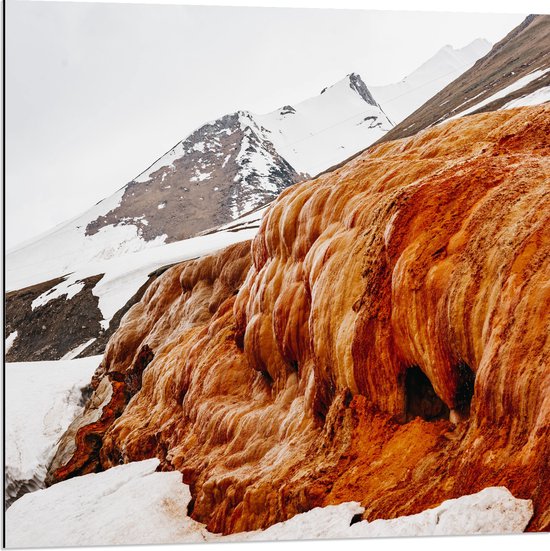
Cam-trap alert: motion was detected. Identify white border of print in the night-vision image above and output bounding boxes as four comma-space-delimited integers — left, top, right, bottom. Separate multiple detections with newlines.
28, 0, 550, 15
27, 0, 550, 13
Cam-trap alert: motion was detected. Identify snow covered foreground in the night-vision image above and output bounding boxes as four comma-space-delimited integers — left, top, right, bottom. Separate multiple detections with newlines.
6, 459, 533, 548
4, 357, 101, 508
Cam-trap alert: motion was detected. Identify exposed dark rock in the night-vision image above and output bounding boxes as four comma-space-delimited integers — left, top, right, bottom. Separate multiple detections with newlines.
5, 275, 104, 362
279, 105, 296, 115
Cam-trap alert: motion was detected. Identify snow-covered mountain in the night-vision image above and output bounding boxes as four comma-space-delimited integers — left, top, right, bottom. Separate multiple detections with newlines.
371, 38, 492, 124
88, 111, 302, 242
7, 73, 391, 291
381, 14, 550, 142
255, 73, 389, 175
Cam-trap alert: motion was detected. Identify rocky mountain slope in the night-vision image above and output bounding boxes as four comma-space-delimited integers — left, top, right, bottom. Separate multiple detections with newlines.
86, 112, 302, 243
380, 14, 550, 142
370, 38, 491, 124
46, 105, 550, 535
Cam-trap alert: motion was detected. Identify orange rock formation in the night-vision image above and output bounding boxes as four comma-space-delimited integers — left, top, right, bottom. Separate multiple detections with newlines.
49, 105, 550, 534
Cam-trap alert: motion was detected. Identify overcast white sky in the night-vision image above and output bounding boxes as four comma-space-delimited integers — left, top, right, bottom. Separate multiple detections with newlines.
5, 0, 535, 248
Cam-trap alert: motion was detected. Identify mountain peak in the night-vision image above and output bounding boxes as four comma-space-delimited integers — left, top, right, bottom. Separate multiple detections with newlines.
320, 73, 378, 106
468, 37, 492, 48
435, 38, 492, 62
460, 37, 492, 57
348, 73, 378, 106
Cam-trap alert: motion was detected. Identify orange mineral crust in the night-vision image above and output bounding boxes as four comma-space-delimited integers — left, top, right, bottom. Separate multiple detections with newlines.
49, 105, 550, 533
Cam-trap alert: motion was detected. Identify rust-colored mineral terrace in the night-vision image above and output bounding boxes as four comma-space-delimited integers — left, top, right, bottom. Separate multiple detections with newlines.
48, 105, 550, 533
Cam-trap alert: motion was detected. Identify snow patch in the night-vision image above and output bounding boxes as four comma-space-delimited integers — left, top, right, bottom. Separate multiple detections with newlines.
6, 460, 210, 547
31, 278, 85, 310
190, 171, 212, 182
444, 67, 550, 122
6, 331, 18, 353
60, 338, 97, 360
346, 488, 533, 538
5, 356, 100, 509
241, 487, 532, 540
501, 85, 550, 109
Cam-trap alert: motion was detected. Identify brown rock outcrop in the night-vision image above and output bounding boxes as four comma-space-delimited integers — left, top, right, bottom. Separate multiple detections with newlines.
49, 105, 550, 534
